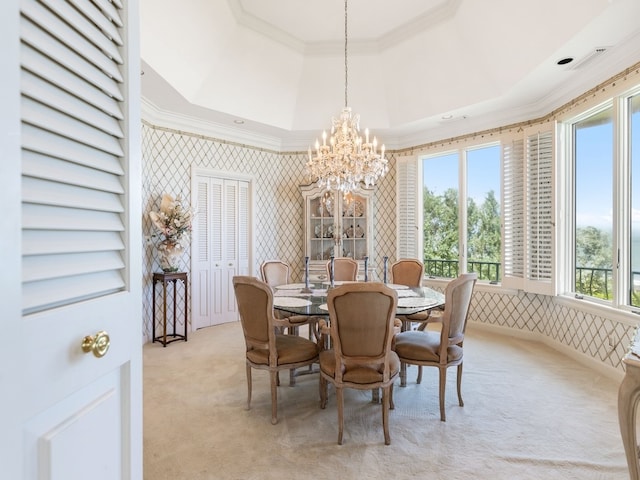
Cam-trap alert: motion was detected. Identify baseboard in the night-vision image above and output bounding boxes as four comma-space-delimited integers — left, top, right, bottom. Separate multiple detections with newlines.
468, 321, 624, 383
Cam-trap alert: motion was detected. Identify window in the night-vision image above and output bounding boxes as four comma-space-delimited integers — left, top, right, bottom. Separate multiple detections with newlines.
420, 144, 501, 282
466, 145, 501, 282
422, 152, 459, 278
573, 106, 614, 301
564, 89, 640, 310
630, 94, 640, 306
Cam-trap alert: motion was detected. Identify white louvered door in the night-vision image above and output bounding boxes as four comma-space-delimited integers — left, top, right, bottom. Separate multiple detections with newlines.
2, 0, 142, 479
192, 174, 251, 329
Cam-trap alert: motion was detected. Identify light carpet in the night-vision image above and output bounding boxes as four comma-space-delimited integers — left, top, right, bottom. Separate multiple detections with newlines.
143, 322, 629, 480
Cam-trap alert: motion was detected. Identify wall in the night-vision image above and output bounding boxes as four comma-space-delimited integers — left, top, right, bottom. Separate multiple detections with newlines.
141, 60, 640, 376
141, 122, 399, 340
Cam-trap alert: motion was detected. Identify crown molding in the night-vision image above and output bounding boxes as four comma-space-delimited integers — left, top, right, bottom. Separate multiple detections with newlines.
141, 96, 283, 152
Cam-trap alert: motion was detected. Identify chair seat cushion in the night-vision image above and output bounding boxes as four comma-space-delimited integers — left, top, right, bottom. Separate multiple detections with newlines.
319, 349, 400, 385
393, 330, 462, 363
247, 334, 318, 366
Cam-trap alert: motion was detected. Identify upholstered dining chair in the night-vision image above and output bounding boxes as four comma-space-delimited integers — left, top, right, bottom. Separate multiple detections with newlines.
232, 276, 319, 425
319, 282, 400, 445
260, 259, 291, 287
261, 259, 320, 384
393, 272, 477, 421
326, 257, 359, 282
390, 258, 435, 331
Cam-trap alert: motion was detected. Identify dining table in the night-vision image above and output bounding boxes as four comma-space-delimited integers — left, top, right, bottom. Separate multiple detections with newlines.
271, 281, 445, 318
271, 280, 445, 402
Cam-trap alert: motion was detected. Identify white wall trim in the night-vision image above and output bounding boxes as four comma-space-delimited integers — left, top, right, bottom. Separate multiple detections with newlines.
142, 96, 283, 152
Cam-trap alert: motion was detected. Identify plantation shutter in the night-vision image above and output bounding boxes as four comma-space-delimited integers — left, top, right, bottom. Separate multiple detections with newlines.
21, 0, 127, 314
501, 135, 525, 289
524, 126, 556, 295
396, 155, 420, 260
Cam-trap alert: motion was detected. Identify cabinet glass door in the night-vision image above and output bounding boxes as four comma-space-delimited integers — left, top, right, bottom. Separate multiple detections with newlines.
309, 191, 336, 260
340, 192, 368, 260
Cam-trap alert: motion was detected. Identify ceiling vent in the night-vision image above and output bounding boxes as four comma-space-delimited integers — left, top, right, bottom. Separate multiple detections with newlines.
570, 47, 610, 70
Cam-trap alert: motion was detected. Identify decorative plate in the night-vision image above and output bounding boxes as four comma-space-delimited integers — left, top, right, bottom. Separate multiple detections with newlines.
398, 297, 440, 308
387, 284, 410, 290
354, 225, 364, 238
274, 283, 307, 290
273, 297, 312, 307
345, 200, 364, 217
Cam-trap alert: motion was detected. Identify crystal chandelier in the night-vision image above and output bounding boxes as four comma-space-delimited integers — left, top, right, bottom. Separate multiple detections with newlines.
306, 0, 388, 193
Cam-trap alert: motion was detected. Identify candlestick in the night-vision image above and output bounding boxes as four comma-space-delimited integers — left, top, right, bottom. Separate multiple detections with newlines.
301, 256, 311, 293
330, 256, 335, 288
364, 256, 369, 282
383, 256, 388, 284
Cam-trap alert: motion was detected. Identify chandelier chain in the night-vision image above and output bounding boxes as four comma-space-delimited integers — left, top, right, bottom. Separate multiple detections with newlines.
344, 0, 348, 108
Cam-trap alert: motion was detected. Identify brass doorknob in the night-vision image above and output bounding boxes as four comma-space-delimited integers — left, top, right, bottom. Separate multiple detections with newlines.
81, 331, 110, 358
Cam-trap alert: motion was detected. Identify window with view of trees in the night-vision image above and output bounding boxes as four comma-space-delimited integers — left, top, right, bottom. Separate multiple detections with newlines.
573, 106, 613, 301
466, 145, 501, 282
421, 145, 501, 282
423, 152, 459, 278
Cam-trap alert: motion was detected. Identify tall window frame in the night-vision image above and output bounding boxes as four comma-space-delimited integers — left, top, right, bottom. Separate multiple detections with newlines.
418, 141, 501, 283
561, 86, 640, 312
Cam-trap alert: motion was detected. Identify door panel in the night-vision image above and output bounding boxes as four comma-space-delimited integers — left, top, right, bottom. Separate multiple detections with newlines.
191, 173, 251, 328
1, 0, 142, 478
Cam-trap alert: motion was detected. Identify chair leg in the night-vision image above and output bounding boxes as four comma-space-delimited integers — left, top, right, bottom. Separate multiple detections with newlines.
382, 386, 391, 445
390, 383, 395, 410
439, 366, 447, 422
246, 364, 252, 410
400, 362, 407, 387
457, 363, 464, 406
270, 370, 278, 425
320, 376, 328, 409
337, 387, 344, 445
417, 365, 423, 384
289, 368, 296, 386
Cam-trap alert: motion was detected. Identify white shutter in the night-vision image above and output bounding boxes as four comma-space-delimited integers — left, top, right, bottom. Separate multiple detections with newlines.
524, 126, 556, 295
21, 0, 126, 313
396, 156, 420, 260
501, 136, 525, 289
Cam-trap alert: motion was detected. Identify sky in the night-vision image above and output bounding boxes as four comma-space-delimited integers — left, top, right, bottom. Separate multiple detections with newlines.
422, 144, 500, 205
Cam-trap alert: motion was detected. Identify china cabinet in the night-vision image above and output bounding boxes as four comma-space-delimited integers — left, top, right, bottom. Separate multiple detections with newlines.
301, 183, 375, 281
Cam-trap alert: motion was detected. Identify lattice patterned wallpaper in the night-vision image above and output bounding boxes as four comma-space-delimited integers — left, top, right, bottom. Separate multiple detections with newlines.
141, 121, 633, 373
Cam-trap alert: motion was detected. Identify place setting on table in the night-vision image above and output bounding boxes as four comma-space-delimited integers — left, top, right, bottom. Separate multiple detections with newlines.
271, 256, 445, 317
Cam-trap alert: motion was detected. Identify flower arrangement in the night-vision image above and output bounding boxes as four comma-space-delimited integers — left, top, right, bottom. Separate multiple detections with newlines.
149, 193, 195, 246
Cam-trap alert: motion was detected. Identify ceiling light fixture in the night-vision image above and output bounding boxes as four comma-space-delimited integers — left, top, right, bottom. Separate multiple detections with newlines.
306, 0, 388, 193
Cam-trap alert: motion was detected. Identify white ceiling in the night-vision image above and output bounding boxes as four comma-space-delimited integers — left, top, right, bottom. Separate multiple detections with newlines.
140, 0, 640, 151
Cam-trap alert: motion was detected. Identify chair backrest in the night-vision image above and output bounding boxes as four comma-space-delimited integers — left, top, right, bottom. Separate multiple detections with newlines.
260, 260, 290, 287
440, 273, 477, 347
233, 276, 275, 352
390, 258, 424, 287
327, 283, 398, 382
327, 257, 359, 282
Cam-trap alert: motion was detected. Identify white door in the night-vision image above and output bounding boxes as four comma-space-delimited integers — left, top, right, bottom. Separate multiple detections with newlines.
192, 173, 251, 329
1, 1, 143, 479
